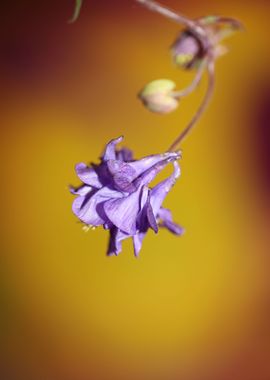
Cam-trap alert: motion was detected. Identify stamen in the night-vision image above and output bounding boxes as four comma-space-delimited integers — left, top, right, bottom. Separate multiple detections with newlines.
82, 225, 96, 232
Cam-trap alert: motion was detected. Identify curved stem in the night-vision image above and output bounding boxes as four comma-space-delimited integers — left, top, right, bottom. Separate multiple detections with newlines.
212, 17, 244, 30
69, 0, 83, 23
172, 60, 207, 98
215, 28, 242, 43
198, 15, 243, 29
198, 16, 244, 42
168, 61, 215, 151
136, 0, 206, 39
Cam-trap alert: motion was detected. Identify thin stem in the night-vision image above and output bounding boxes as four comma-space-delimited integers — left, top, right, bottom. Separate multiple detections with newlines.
136, 0, 206, 38
172, 60, 207, 98
198, 16, 244, 42
168, 61, 215, 151
198, 15, 243, 29
211, 17, 243, 30
69, 0, 83, 23
214, 27, 242, 43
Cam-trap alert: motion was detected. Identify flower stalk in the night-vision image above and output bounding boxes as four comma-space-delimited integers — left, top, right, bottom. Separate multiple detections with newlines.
136, 0, 242, 151
169, 61, 215, 150
70, 0, 242, 256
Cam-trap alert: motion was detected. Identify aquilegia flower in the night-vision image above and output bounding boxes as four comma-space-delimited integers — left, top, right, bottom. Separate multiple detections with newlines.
70, 136, 183, 257
70, 1, 241, 258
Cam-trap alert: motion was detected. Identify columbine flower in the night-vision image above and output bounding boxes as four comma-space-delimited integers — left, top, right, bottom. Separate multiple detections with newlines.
70, 136, 183, 257
69, 1, 241, 258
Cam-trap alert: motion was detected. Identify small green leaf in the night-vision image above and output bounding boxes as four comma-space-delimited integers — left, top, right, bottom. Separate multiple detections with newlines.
69, 0, 83, 23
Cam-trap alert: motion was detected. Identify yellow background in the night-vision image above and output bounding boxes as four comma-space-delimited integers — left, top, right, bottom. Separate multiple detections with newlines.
1, 1, 270, 379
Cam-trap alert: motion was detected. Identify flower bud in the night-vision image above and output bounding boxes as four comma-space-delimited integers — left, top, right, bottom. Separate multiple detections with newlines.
172, 31, 204, 69
139, 79, 179, 114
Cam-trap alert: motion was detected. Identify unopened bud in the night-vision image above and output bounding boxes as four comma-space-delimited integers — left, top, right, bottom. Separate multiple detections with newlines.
172, 31, 204, 69
139, 79, 179, 114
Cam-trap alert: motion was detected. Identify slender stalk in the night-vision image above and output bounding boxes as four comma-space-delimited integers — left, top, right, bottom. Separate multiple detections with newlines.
69, 0, 83, 23
168, 61, 215, 151
136, 0, 206, 38
211, 17, 243, 30
198, 16, 244, 42
172, 60, 207, 98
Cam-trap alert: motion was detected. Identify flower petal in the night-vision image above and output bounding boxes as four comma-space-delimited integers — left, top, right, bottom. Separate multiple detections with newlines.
75, 163, 102, 188
133, 232, 146, 257
146, 196, 158, 233
102, 136, 123, 161
103, 187, 142, 235
107, 227, 130, 256
134, 154, 180, 189
69, 184, 92, 196
158, 208, 184, 236
116, 147, 133, 162
107, 160, 137, 193
137, 187, 158, 233
72, 186, 123, 226
129, 152, 180, 178
150, 161, 181, 215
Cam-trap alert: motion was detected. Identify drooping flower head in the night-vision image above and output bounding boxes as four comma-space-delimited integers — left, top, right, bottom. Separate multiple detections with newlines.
70, 137, 183, 257
70, 1, 242, 258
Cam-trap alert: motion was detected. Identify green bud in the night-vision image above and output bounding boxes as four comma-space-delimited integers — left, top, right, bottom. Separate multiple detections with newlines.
139, 79, 179, 114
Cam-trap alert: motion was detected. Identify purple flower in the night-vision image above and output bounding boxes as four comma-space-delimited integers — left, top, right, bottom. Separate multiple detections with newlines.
70, 136, 184, 257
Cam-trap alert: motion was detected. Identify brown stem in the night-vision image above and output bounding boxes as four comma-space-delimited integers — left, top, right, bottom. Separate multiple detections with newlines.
168, 61, 215, 151
172, 60, 207, 98
136, 0, 206, 38
211, 17, 244, 30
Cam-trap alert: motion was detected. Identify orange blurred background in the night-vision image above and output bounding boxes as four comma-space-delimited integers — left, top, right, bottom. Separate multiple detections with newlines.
1, 1, 270, 379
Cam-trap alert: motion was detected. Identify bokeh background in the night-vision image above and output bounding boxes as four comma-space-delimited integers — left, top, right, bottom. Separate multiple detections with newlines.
1, 0, 270, 379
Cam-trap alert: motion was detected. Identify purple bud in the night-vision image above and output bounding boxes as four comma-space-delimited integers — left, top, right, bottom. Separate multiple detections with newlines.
172, 31, 205, 69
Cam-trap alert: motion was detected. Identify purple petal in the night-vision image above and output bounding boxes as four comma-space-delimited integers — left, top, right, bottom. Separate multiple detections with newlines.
145, 195, 158, 233
102, 136, 123, 161
72, 186, 123, 226
173, 32, 200, 57
107, 227, 130, 256
140, 185, 149, 209
103, 187, 142, 235
134, 154, 180, 189
129, 152, 180, 178
107, 159, 137, 193
137, 187, 158, 233
69, 184, 92, 196
75, 163, 102, 188
150, 161, 181, 215
133, 232, 146, 257
158, 208, 184, 236
116, 147, 133, 162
